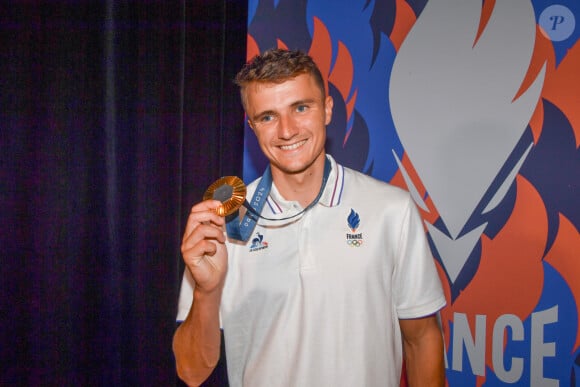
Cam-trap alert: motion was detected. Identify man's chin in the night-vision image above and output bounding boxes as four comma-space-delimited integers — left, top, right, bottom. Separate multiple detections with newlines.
269, 150, 325, 175
273, 160, 318, 176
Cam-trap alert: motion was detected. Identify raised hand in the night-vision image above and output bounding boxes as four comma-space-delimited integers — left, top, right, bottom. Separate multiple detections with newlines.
181, 199, 228, 295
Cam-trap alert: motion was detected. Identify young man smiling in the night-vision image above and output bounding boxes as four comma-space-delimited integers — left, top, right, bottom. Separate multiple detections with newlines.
174, 49, 446, 386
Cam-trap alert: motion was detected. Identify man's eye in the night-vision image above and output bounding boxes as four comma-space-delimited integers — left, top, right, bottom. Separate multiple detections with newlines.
296, 105, 308, 113
261, 115, 273, 122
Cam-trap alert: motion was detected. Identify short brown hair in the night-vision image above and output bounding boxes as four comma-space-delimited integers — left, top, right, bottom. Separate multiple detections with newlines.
234, 48, 326, 109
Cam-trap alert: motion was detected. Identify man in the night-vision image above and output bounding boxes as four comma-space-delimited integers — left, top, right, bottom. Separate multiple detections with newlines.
174, 48, 446, 386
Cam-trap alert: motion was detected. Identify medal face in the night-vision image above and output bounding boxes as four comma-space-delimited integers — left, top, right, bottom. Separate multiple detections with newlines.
203, 176, 246, 217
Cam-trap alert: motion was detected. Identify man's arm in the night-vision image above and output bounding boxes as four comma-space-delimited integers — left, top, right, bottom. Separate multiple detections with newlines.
173, 288, 222, 386
400, 314, 445, 387
173, 200, 228, 386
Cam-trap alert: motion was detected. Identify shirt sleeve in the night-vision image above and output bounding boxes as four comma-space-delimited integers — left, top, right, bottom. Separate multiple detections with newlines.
393, 194, 446, 319
176, 268, 194, 322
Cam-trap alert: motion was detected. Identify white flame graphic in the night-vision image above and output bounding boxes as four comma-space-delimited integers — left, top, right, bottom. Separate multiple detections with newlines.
389, 0, 546, 282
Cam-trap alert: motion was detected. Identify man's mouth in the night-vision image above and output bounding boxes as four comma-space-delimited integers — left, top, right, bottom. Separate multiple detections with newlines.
279, 140, 307, 151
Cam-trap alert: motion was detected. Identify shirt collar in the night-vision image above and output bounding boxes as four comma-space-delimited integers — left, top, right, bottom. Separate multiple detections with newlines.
265, 154, 344, 215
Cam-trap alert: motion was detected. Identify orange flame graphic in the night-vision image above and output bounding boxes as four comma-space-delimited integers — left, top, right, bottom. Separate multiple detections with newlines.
520, 26, 556, 143
390, 0, 417, 52
474, 0, 495, 47
542, 39, 580, 148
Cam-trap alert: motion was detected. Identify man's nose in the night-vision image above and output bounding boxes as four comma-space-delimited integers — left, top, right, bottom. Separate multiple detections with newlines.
278, 114, 298, 139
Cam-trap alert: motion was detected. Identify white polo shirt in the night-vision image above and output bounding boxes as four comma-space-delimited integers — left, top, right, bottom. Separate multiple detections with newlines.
177, 154, 446, 387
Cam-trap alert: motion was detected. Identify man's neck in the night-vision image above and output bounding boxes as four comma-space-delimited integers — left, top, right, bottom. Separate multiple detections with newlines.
270, 154, 326, 208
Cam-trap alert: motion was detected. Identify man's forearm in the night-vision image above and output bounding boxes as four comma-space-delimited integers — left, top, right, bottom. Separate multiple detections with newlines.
173, 290, 222, 386
404, 332, 445, 386
401, 315, 445, 386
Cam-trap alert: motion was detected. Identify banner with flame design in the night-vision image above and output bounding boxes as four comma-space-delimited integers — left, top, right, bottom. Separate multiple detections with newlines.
242, 0, 580, 385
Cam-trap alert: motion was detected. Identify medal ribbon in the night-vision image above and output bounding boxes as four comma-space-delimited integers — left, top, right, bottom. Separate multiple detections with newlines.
226, 157, 332, 242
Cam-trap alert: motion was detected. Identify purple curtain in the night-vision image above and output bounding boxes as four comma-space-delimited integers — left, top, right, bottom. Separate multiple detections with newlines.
1, 1, 245, 385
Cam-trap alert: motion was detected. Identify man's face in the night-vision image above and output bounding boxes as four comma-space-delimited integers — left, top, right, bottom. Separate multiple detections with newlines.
245, 73, 333, 177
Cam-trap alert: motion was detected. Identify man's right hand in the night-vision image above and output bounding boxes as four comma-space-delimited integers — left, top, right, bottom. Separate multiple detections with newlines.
181, 199, 228, 295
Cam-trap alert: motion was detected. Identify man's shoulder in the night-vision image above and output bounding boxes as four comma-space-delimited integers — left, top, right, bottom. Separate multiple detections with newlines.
342, 164, 410, 201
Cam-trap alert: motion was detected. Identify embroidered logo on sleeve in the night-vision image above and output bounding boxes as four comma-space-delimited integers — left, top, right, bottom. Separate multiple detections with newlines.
346, 209, 363, 247
249, 232, 269, 252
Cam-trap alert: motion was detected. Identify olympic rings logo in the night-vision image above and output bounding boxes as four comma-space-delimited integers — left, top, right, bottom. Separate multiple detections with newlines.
347, 239, 363, 247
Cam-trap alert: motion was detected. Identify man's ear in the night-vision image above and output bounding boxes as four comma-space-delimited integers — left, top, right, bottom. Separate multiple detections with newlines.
247, 118, 255, 131
324, 95, 334, 125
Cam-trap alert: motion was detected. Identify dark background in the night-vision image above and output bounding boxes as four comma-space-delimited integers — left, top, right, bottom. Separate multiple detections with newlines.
1, 1, 246, 385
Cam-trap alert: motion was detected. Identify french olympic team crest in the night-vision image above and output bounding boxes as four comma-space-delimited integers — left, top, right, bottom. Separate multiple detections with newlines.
242, 0, 580, 385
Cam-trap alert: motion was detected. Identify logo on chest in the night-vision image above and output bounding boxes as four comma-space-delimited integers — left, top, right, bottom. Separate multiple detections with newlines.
346, 209, 363, 247
249, 232, 269, 252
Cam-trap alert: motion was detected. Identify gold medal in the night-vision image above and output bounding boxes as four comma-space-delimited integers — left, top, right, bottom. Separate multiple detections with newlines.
203, 176, 247, 217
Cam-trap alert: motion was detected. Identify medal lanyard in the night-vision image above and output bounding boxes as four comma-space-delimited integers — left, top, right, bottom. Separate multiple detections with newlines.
226, 157, 332, 242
